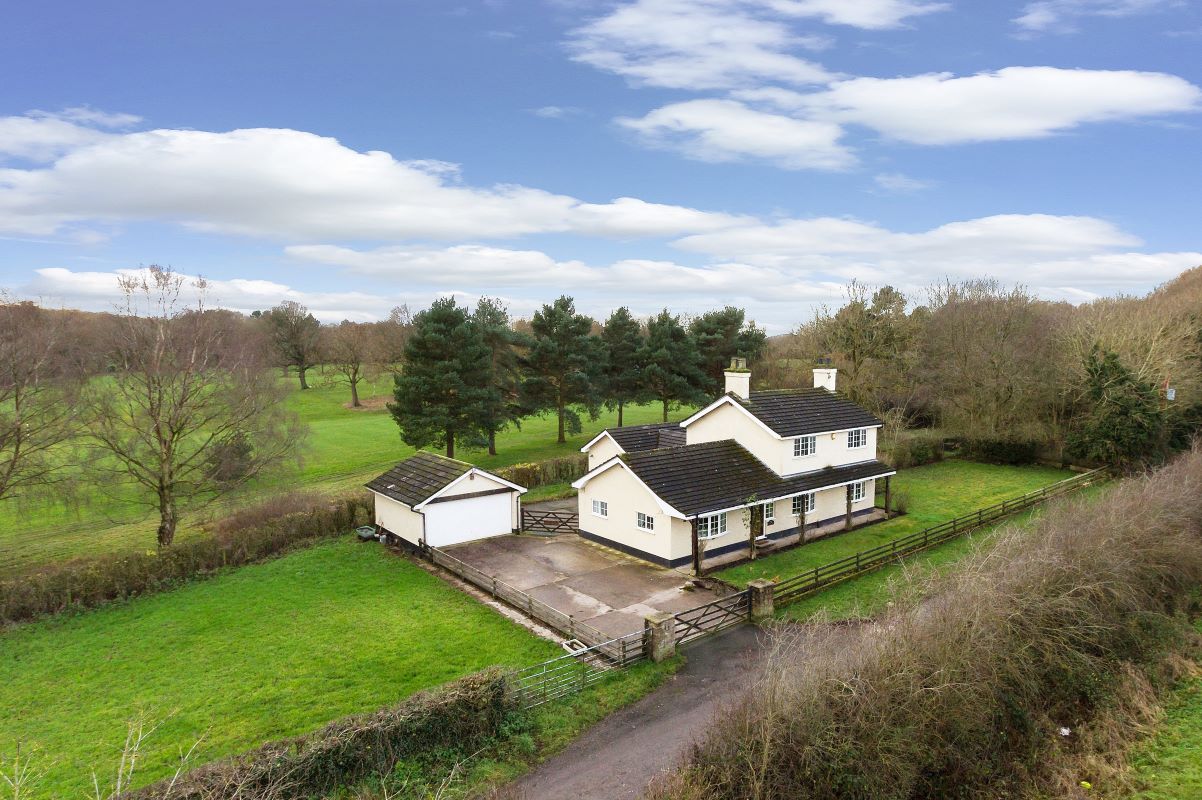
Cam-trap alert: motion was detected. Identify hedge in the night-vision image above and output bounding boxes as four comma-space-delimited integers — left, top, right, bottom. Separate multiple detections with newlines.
128, 668, 514, 800
960, 437, 1041, 465
494, 453, 588, 490
883, 431, 945, 469
0, 492, 373, 626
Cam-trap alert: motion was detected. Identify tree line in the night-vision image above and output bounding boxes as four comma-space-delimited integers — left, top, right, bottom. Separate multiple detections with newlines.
764, 270, 1202, 469
389, 296, 767, 457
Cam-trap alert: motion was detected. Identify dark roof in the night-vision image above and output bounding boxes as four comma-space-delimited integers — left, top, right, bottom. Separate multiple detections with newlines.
365, 451, 472, 507
734, 388, 883, 437
605, 422, 686, 453
621, 440, 893, 517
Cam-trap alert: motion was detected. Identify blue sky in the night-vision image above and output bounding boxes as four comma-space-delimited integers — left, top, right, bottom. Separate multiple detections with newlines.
2, 0, 1200, 331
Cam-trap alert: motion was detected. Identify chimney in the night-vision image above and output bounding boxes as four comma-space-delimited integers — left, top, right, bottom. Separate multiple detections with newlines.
813, 366, 837, 392
724, 357, 750, 399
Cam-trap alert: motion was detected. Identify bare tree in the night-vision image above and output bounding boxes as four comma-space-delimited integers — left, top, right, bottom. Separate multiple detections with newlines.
373, 304, 413, 375
262, 301, 322, 389
0, 296, 79, 502
83, 267, 303, 546
325, 320, 374, 407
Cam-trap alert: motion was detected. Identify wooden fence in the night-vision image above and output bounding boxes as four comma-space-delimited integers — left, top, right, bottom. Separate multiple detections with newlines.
520, 509, 579, 534
673, 590, 752, 646
774, 467, 1110, 605
509, 630, 647, 709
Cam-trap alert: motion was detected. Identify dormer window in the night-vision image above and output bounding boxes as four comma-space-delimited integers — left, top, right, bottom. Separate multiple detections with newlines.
847, 428, 868, 449
793, 435, 816, 457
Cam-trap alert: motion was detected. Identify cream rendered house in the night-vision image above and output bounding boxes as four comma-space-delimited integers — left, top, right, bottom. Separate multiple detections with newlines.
573, 362, 895, 571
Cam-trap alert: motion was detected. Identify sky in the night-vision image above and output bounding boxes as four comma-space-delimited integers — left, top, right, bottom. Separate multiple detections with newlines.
1, 0, 1200, 332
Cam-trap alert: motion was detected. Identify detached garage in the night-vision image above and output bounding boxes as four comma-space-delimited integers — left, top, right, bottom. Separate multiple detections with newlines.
366, 452, 526, 549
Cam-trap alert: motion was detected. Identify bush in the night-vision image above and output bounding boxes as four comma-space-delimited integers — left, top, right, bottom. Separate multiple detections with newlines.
885, 432, 945, 469
128, 668, 515, 800
961, 436, 1040, 465
0, 492, 373, 626
494, 453, 588, 490
649, 446, 1202, 800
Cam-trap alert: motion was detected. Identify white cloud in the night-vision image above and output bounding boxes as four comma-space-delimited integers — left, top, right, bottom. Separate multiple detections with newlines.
530, 105, 584, 119
764, 0, 949, 29
617, 98, 854, 169
0, 113, 748, 240
873, 172, 933, 192
1015, 0, 1176, 33
0, 108, 139, 163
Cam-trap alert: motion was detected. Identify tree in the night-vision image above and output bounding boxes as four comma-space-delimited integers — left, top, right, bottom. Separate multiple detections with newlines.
473, 297, 525, 455
389, 298, 493, 458
810, 282, 912, 410
1068, 347, 1167, 470
521, 296, 600, 444
83, 267, 302, 546
325, 320, 374, 407
599, 307, 646, 427
689, 307, 767, 396
373, 304, 413, 375
263, 301, 321, 389
0, 297, 79, 501
640, 309, 707, 422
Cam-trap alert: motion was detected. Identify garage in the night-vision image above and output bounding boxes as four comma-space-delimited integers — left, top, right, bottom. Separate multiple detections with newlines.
366, 451, 526, 549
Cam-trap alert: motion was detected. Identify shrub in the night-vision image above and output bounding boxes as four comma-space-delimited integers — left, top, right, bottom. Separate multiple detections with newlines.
649, 446, 1202, 800
494, 453, 587, 490
0, 492, 373, 626
961, 436, 1040, 465
890, 489, 910, 516
885, 432, 945, 469
128, 668, 515, 800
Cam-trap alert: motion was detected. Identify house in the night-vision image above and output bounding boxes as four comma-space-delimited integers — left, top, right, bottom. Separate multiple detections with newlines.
367, 452, 527, 548
572, 361, 895, 570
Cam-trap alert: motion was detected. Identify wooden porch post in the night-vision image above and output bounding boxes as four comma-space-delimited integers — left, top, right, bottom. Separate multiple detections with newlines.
799, 496, 807, 540
749, 504, 763, 560
690, 518, 701, 575
884, 475, 893, 519
845, 484, 854, 531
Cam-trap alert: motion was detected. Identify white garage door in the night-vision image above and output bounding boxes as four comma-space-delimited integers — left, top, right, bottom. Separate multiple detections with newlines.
423, 492, 514, 547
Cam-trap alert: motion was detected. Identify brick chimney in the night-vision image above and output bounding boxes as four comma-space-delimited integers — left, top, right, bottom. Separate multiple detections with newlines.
813, 366, 837, 392
724, 357, 750, 399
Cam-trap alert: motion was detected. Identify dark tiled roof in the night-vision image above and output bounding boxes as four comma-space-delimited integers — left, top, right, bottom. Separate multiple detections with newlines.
606, 422, 686, 453
735, 388, 882, 437
621, 440, 893, 517
365, 451, 471, 507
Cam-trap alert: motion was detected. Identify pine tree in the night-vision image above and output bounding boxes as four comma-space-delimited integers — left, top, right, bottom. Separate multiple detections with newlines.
1068, 346, 1167, 470
640, 309, 707, 422
521, 296, 600, 443
689, 307, 767, 396
599, 307, 646, 427
473, 297, 525, 456
388, 298, 493, 458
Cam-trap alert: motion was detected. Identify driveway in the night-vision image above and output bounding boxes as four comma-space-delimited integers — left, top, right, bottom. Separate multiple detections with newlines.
441, 534, 722, 638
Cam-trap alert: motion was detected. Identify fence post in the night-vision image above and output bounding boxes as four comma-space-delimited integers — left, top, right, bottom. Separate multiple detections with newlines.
748, 580, 775, 620
645, 612, 677, 662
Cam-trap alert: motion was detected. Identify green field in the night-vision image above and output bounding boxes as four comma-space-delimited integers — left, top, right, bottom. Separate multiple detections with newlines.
0, 375, 678, 575
1128, 621, 1202, 799
0, 538, 562, 799
718, 459, 1074, 586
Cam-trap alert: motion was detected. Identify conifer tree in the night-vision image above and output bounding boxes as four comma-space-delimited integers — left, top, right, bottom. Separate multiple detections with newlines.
640, 309, 707, 422
689, 306, 767, 396
521, 296, 600, 443
473, 297, 525, 455
599, 307, 646, 427
1068, 346, 1167, 470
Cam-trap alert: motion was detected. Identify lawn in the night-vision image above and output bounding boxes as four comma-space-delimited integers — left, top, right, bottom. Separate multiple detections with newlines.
718, 459, 1075, 586
0, 375, 679, 575
0, 538, 562, 799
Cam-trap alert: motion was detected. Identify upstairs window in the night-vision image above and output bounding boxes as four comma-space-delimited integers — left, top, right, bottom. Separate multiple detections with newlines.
591, 499, 608, 518
847, 428, 868, 449
851, 481, 867, 502
793, 435, 817, 457
637, 512, 655, 531
697, 512, 728, 540
792, 493, 815, 515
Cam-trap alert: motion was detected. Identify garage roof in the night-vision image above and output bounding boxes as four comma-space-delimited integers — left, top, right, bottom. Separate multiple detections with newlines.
365, 452, 472, 507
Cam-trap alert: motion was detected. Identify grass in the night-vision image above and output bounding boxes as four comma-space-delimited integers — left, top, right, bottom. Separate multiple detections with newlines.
718, 459, 1074, 587
0, 374, 679, 575
0, 537, 562, 799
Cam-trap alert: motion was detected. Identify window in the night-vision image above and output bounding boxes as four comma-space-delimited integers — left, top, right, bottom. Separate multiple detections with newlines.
761, 501, 774, 523
637, 512, 655, 531
792, 493, 815, 515
851, 481, 867, 502
847, 428, 868, 449
792, 435, 816, 457
697, 512, 727, 540
591, 499, 608, 518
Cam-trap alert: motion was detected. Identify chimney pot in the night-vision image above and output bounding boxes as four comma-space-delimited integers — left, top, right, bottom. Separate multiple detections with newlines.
724, 358, 751, 399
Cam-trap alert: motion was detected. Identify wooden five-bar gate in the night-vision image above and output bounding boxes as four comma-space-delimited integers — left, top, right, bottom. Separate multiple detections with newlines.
520, 508, 579, 534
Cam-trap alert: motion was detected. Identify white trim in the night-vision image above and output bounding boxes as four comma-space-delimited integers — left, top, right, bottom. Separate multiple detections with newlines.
414, 467, 527, 510
636, 511, 655, 532
591, 498, 608, 518
571, 456, 687, 519
679, 395, 783, 439
580, 429, 625, 454
368, 488, 414, 510
685, 466, 896, 519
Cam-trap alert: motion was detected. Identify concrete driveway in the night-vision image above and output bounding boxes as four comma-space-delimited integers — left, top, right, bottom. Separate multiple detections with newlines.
441, 534, 721, 638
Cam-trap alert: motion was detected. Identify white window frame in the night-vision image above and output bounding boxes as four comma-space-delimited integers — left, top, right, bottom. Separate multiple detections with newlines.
792, 492, 815, 516
761, 501, 774, 523
851, 481, 867, 502
636, 512, 655, 532
697, 512, 728, 540
792, 435, 816, 458
847, 428, 868, 449
591, 499, 608, 518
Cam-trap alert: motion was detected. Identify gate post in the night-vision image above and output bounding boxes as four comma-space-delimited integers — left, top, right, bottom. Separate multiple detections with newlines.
645, 612, 677, 662
748, 580, 775, 620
